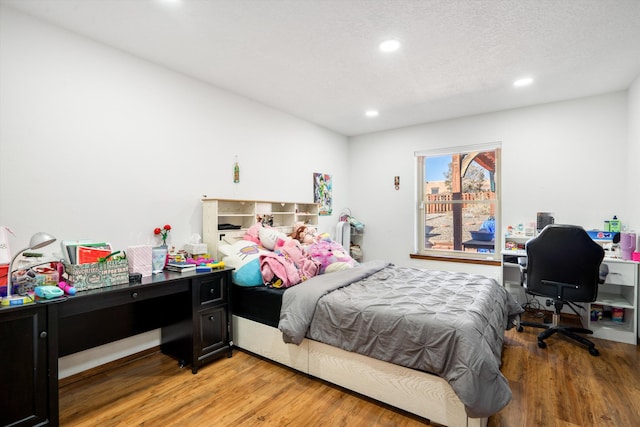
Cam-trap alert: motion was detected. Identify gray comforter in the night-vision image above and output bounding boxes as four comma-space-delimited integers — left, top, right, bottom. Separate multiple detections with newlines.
278, 260, 523, 418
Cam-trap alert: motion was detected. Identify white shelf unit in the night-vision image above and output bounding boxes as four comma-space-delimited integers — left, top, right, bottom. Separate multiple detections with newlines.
202, 198, 319, 259
350, 229, 364, 262
581, 259, 638, 345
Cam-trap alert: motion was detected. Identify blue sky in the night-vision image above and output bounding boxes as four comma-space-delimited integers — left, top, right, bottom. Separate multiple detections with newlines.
425, 155, 451, 182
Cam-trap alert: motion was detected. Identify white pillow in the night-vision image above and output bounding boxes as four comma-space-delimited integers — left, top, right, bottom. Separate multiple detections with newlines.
219, 241, 267, 286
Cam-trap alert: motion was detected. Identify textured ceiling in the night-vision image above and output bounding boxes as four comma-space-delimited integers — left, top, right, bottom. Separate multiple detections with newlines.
3, 0, 640, 136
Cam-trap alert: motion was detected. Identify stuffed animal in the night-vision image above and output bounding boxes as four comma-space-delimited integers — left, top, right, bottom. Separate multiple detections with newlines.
259, 226, 288, 250
290, 222, 319, 245
243, 222, 263, 244
305, 239, 356, 274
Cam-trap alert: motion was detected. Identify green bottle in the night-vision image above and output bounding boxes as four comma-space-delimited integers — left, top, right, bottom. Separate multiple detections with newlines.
610, 215, 621, 232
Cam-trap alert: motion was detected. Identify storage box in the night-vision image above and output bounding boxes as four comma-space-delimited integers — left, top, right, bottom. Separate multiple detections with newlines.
184, 243, 208, 256
587, 230, 615, 241
612, 307, 625, 323
64, 259, 129, 291
0, 264, 7, 288
127, 245, 152, 277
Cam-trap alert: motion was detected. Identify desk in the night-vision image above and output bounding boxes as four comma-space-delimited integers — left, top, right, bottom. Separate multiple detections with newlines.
462, 239, 495, 251
0, 268, 233, 427
501, 251, 638, 345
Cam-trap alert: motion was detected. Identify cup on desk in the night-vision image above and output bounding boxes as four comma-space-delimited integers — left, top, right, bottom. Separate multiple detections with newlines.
620, 233, 636, 261
152, 247, 167, 274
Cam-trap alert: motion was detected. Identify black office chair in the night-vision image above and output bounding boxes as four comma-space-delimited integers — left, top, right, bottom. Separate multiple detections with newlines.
517, 224, 605, 356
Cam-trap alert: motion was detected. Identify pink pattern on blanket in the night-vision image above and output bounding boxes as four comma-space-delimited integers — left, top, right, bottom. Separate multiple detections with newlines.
260, 239, 320, 288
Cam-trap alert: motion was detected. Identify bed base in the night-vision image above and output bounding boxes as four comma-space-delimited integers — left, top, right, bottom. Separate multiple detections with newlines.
232, 315, 487, 427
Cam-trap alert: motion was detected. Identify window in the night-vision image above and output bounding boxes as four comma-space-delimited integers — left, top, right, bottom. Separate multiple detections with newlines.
416, 143, 501, 260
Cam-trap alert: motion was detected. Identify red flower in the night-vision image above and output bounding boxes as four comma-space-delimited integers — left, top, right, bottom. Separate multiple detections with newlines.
153, 224, 171, 245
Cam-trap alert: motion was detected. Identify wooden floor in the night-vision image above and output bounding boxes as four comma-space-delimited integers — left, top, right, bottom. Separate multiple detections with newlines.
60, 318, 640, 426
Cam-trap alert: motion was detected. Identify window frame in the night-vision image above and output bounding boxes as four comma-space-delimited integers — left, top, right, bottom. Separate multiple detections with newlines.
415, 142, 501, 261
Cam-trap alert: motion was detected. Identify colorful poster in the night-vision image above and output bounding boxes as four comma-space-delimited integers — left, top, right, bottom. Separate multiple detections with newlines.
313, 173, 332, 216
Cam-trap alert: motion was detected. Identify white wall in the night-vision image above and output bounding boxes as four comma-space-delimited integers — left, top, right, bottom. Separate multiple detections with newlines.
0, 6, 348, 376
628, 75, 640, 240
0, 6, 348, 251
349, 92, 632, 277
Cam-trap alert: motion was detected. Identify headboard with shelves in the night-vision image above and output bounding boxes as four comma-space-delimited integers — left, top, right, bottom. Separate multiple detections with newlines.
202, 198, 319, 259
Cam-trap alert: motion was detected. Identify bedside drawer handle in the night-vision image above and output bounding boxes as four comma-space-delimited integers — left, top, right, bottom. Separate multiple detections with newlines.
131, 292, 139, 299
209, 316, 216, 321
40, 331, 48, 339
210, 289, 215, 295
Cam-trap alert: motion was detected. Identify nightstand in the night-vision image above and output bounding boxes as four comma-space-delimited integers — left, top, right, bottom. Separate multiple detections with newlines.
161, 268, 233, 373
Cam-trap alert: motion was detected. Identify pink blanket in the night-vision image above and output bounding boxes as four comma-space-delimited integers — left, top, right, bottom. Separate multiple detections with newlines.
260, 239, 320, 288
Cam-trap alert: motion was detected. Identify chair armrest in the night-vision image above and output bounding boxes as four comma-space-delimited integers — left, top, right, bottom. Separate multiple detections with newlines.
599, 263, 609, 284
518, 257, 527, 286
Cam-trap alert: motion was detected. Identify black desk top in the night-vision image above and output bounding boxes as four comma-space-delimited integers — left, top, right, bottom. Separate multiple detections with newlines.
0, 268, 234, 315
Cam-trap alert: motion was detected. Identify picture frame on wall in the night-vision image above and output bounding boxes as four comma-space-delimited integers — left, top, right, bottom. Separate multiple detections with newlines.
313, 172, 332, 216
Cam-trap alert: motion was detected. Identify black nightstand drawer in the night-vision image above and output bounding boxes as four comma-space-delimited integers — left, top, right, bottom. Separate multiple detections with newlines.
197, 305, 227, 358
197, 274, 226, 306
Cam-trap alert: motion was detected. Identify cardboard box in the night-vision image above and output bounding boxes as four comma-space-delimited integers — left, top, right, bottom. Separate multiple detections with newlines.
184, 243, 208, 256
587, 230, 615, 241
64, 259, 129, 291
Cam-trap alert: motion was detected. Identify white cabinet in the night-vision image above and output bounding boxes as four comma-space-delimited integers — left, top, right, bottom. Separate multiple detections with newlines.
581, 259, 638, 345
202, 198, 318, 258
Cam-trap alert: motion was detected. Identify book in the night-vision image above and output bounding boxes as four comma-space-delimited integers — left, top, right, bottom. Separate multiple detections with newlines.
62, 241, 111, 264
77, 246, 113, 264
166, 262, 197, 273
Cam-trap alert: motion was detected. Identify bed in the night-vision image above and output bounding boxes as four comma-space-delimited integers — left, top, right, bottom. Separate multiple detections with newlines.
231, 259, 522, 427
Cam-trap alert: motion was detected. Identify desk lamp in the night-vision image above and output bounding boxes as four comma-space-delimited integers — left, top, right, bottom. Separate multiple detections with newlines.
3, 232, 56, 306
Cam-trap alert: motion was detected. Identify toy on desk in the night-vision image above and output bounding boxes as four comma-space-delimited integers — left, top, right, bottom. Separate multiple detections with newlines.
35, 285, 64, 299
207, 261, 225, 269
58, 281, 76, 296
195, 261, 225, 273
187, 256, 215, 265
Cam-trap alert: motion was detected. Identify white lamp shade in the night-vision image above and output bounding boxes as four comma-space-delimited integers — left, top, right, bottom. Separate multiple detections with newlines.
28, 232, 56, 250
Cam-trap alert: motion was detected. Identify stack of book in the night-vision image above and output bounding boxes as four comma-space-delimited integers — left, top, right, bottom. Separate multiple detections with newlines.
165, 262, 196, 273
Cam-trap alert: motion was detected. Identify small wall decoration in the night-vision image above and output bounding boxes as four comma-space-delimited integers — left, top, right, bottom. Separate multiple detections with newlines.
233, 155, 240, 183
313, 172, 332, 216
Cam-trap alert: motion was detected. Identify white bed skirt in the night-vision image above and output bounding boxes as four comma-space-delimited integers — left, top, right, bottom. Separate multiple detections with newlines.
232, 315, 488, 427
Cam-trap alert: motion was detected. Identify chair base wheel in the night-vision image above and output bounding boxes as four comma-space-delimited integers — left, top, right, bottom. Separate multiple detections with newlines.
588, 347, 600, 356
537, 340, 546, 349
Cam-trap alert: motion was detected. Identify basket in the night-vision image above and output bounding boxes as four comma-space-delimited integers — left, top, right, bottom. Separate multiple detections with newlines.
470, 230, 494, 241
63, 259, 129, 291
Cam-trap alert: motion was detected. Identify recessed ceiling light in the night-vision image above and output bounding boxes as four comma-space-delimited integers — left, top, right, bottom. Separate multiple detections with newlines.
513, 77, 533, 87
379, 39, 401, 52
365, 110, 379, 117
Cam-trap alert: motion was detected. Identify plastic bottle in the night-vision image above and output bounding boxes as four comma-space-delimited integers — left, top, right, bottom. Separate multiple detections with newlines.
610, 215, 621, 232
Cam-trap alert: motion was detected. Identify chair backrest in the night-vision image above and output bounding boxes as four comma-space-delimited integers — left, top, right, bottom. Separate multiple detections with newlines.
525, 224, 604, 302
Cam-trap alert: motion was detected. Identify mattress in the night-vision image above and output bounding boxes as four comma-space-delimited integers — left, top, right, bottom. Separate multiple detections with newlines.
231, 284, 284, 328
279, 261, 523, 418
